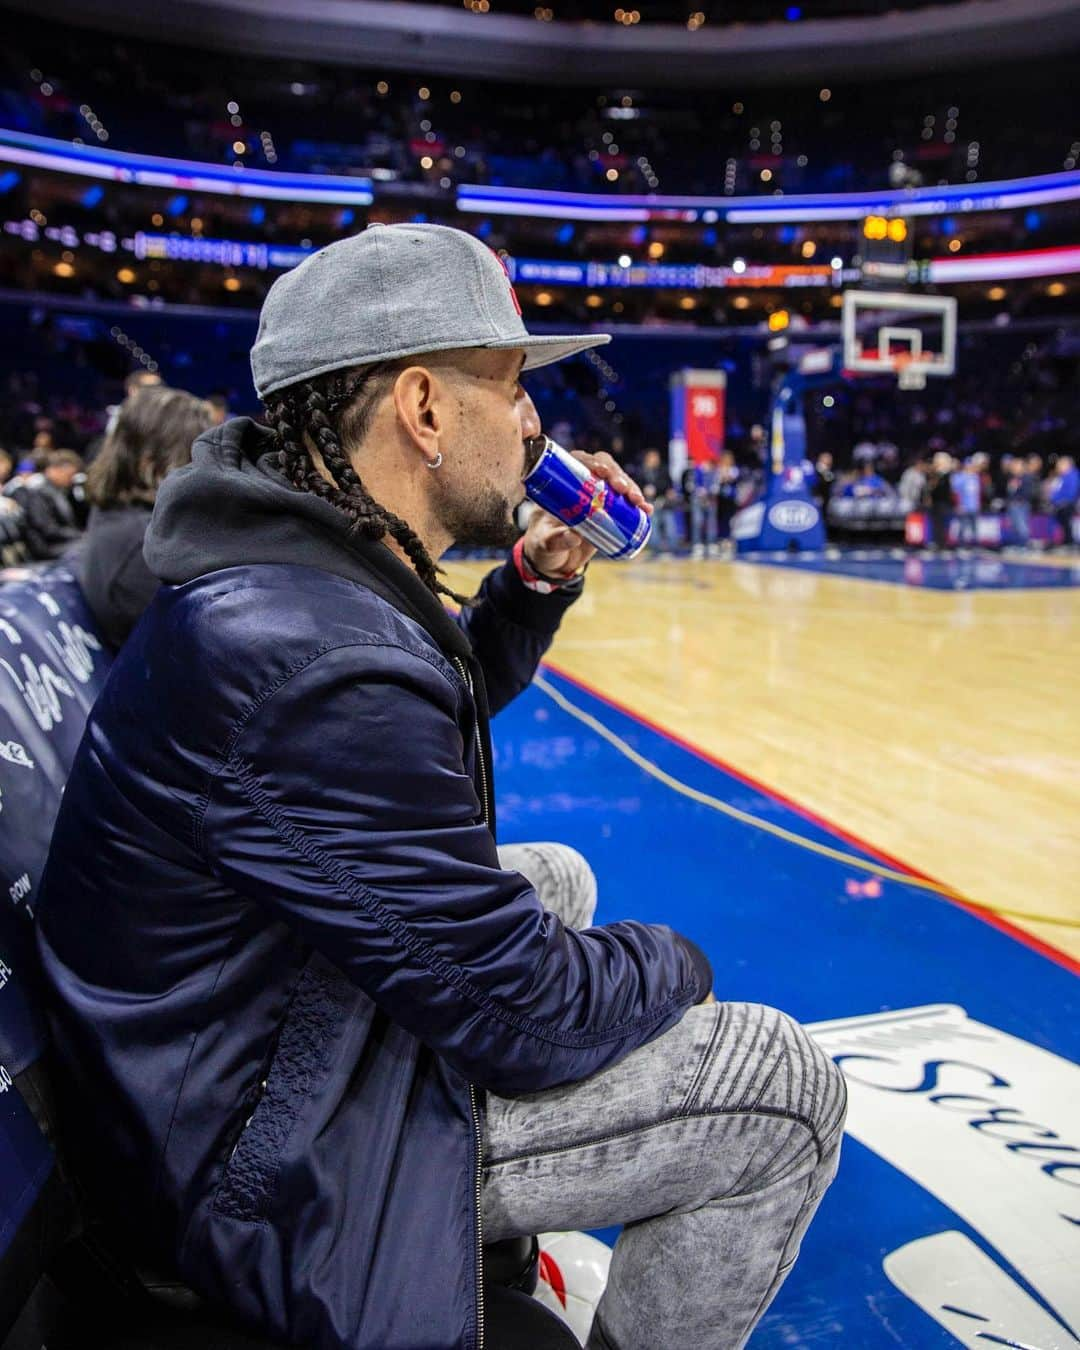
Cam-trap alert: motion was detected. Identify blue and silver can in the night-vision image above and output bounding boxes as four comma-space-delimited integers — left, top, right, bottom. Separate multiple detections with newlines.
521, 437, 651, 559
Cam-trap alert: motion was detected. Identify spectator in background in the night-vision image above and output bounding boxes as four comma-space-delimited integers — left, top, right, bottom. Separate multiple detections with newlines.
813, 451, 835, 516
842, 461, 890, 499
21, 450, 84, 559
876, 440, 900, 482
3, 457, 40, 504
926, 451, 956, 550
1005, 453, 1038, 548
122, 369, 164, 397
1048, 454, 1079, 549
0, 447, 25, 563
637, 447, 680, 555
207, 391, 230, 426
684, 457, 721, 558
79, 386, 215, 648
716, 448, 741, 554
972, 452, 993, 508
83, 369, 167, 466
950, 456, 982, 547
898, 456, 928, 513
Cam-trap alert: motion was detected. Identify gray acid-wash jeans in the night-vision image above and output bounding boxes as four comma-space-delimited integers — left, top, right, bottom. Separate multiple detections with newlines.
489, 843, 847, 1350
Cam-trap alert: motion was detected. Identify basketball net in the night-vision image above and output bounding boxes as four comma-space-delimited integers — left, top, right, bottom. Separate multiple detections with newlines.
893, 351, 927, 392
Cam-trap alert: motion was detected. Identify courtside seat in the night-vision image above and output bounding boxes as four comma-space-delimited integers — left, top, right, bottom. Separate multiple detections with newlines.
0, 567, 579, 1350
0, 567, 283, 1348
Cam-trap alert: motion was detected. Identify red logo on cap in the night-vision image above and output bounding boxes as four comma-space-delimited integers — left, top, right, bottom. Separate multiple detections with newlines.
492, 250, 522, 317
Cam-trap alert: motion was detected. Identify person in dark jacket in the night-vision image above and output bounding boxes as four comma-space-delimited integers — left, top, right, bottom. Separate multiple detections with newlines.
78, 385, 215, 649
635, 447, 680, 554
21, 449, 84, 559
35, 224, 845, 1350
925, 450, 956, 550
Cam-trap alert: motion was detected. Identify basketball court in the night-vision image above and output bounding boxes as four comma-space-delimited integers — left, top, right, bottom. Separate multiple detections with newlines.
444, 553, 1080, 1347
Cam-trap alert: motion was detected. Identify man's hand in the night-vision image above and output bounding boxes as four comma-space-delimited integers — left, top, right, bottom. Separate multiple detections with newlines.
521, 450, 652, 578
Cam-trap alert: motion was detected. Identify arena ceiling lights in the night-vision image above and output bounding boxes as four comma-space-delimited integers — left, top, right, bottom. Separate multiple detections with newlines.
925, 244, 1080, 284
0, 129, 373, 207
456, 171, 1080, 225
3, 129, 1079, 227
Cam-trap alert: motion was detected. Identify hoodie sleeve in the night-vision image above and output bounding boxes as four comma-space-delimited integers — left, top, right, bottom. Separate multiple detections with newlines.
200, 639, 707, 1096
455, 557, 582, 716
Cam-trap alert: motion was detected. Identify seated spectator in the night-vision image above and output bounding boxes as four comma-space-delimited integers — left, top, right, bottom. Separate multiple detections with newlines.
2, 456, 41, 505
842, 461, 891, 499
79, 385, 215, 648
83, 369, 167, 467
22, 449, 84, 560
0, 446, 26, 563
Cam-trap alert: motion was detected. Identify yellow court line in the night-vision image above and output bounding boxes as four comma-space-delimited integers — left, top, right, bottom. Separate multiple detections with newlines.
534, 673, 1080, 933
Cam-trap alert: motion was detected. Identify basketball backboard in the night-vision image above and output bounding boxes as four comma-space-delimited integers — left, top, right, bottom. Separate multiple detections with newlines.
841, 290, 957, 390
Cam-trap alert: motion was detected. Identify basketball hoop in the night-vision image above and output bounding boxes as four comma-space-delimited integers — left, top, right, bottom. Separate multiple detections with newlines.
894, 353, 927, 392
841, 290, 956, 394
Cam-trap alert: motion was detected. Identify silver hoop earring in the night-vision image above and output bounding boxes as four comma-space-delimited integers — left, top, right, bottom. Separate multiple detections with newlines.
426, 453, 443, 470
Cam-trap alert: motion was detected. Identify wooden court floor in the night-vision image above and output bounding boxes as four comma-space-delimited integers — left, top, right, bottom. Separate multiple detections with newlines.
444, 555, 1080, 964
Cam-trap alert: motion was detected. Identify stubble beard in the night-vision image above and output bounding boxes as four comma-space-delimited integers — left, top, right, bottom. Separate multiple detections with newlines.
439, 481, 521, 549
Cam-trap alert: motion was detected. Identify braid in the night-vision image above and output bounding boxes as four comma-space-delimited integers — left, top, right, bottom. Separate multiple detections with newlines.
265, 366, 475, 607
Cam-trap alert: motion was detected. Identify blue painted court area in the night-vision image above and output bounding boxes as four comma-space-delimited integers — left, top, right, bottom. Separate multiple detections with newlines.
493, 669, 1080, 1349
743, 549, 1080, 590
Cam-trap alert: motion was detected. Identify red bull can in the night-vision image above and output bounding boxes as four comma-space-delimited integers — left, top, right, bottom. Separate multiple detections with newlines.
521, 437, 651, 560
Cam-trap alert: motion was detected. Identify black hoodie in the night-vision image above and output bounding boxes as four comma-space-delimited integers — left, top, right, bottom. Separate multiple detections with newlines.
144, 418, 583, 738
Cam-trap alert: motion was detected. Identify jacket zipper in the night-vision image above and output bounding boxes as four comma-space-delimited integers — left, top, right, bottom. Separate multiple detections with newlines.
469, 1082, 485, 1350
454, 656, 486, 1350
454, 657, 492, 830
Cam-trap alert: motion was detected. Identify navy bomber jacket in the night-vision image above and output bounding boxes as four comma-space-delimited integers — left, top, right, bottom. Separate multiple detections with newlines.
34, 419, 710, 1350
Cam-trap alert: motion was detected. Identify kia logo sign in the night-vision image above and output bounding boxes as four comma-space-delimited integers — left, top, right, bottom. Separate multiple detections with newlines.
768, 501, 818, 532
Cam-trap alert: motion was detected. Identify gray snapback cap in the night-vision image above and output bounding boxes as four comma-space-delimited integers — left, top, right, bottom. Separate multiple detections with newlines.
250, 222, 611, 400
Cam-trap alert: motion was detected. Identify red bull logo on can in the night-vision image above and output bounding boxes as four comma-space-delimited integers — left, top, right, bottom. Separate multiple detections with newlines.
571, 475, 609, 522
552, 474, 608, 526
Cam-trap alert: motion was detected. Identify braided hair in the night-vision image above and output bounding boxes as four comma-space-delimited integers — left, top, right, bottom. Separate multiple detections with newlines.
264, 365, 474, 606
